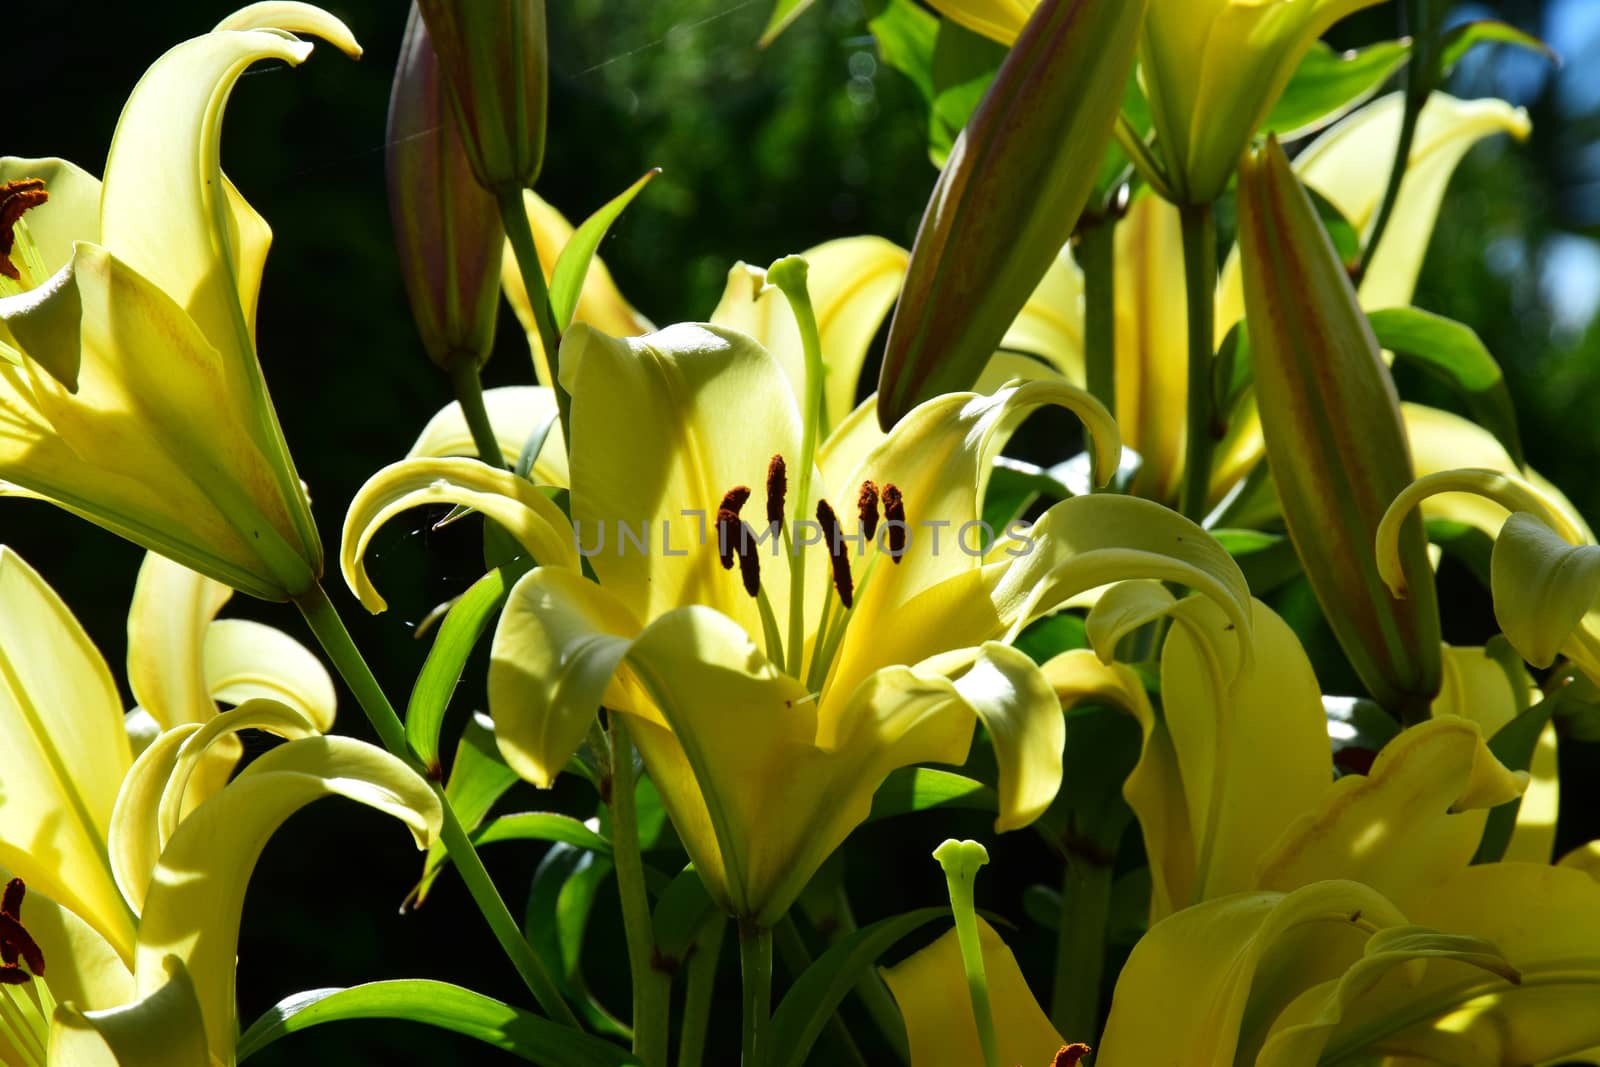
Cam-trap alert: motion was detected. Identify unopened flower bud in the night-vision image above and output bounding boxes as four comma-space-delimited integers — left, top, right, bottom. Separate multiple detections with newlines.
388, 5, 505, 372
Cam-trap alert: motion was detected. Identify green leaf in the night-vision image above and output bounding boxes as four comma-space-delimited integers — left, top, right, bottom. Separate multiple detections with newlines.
759, 0, 818, 46
515, 410, 561, 482
407, 714, 522, 908
1306, 185, 1362, 271
866, 0, 937, 103
1368, 306, 1524, 467
1035, 703, 1138, 855
651, 866, 720, 965
1211, 320, 1253, 430
1546, 672, 1600, 742
1441, 19, 1558, 77
866, 767, 998, 823
1014, 611, 1089, 664
1264, 39, 1412, 140
1021, 884, 1060, 932
475, 812, 612, 855
926, 18, 1005, 168
1473, 697, 1558, 863
1212, 528, 1303, 597
526, 843, 631, 1038
235, 981, 641, 1066
768, 908, 949, 1067
548, 169, 659, 331
406, 566, 512, 769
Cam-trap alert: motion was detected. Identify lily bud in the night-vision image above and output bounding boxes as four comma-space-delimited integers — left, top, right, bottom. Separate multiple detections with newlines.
416, 0, 548, 190
388, 5, 504, 372
875, 0, 1146, 430
1140, 0, 1383, 205
1237, 138, 1441, 722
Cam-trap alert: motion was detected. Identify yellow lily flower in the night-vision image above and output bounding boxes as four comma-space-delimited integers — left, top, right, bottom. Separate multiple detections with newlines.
0, 6, 362, 600
345, 318, 1252, 924
0, 546, 441, 1066
1378, 466, 1600, 688
1139, 0, 1384, 205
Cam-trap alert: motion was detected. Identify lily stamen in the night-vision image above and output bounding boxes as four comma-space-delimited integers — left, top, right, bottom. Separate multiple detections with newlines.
0, 179, 47, 284
857, 480, 879, 541
882, 483, 907, 562
0, 879, 45, 982
1053, 1044, 1093, 1067
716, 485, 752, 570
766, 454, 786, 527
816, 499, 853, 609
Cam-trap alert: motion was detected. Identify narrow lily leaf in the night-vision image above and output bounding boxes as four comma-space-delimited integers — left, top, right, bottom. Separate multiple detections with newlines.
525, 842, 630, 1038
1212, 529, 1303, 596
927, 19, 1006, 168
548, 170, 659, 333
475, 812, 611, 854
759, 0, 818, 46
235, 980, 641, 1066
866, 767, 998, 823
769, 907, 949, 1067
1264, 39, 1412, 140
1368, 306, 1524, 467
406, 567, 512, 769
1237, 137, 1442, 721
877, 0, 1147, 427
651, 866, 719, 965
867, 0, 938, 103
1441, 19, 1559, 76
410, 714, 521, 908
1473, 697, 1558, 863
515, 409, 561, 481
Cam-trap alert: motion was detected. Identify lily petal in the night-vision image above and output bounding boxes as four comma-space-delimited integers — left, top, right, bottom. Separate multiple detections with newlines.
1257, 717, 1526, 903
133, 736, 441, 1067
559, 322, 812, 634
341, 456, 579, 613
0, 548, 134, 960
880, 917, 1066, 1067
126, 551, 232, 730
0, 867, 132, 1012
213, 3, 363, 56
0, 156, 100, 283
921, 0, 1036, 45
0, 243, 318, 599
1096, 880, 1408, 1067
48, 956, 208, 1067
408, 385, 569, 486
204, 619, 335, 731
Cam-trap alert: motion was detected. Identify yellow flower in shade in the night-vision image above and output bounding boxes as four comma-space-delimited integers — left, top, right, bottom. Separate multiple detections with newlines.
0, 546, 439, 1066
344, 317, 1252, 925
1139, 0, 1383, 204
0, 6, 362, 600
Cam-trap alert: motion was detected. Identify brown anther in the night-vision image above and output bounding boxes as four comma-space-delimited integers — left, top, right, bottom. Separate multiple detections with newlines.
1052, 1045, 1093, 1067
716, 486, 752, 570
0, 878, 45, 980
816, 500, 854, 608
0, 179, 48, 283
737, 523, 761, 598
765, 454, 787, 527
856, 480, 880, 541
881, 483, 906, 562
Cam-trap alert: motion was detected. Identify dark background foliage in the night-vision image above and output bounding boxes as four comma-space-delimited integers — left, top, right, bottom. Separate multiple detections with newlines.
8, 0, 1599, 1061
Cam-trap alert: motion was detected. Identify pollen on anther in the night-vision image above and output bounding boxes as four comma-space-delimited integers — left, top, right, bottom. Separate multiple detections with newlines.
817, 500, 854, 608
736, 521, 761, 597
881, 483, 906, 563
0, 878, 45, 979
1053, 1045, 1093, 1067
0, 178, 49, 283
766, 455, 787, 527
857, 481, 879, 540
720, 486, 752, 515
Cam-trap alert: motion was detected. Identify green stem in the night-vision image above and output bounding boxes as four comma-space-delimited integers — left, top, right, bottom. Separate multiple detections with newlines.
738, 920, 774, 1067
942, 872, 999, 1067
608, 718, 671, 1067
816, 885, 909, 1061
774, 918, 869, 1067
1078, 220, 1117, 425
496, 183, 570, 441
1356, 0, 1445, 285
446, 359, 506, 468
294, 582, 580, 1030
1177, 202, 1218, 524
1049, 854, 1114, 1045
678, 917, 726, 1067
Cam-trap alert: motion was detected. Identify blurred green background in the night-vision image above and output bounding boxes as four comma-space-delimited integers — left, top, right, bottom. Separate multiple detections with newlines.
8, 0, 1600, 1061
